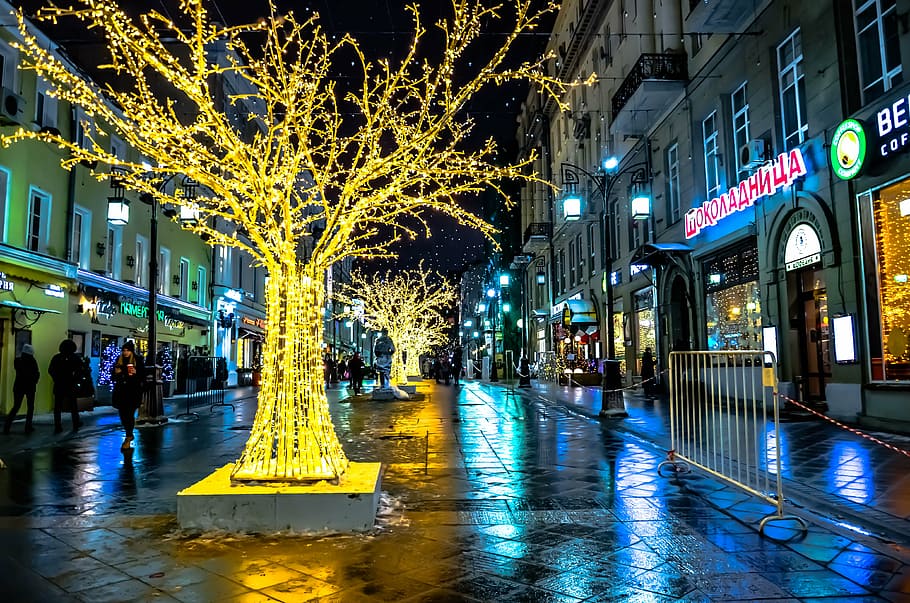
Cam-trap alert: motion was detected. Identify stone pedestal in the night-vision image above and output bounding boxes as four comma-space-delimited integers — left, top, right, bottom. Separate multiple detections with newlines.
397, 384, 417, 394
177, 462, 382, 533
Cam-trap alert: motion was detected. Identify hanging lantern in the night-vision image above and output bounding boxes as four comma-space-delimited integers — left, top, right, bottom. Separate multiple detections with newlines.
107, 196, 130, 225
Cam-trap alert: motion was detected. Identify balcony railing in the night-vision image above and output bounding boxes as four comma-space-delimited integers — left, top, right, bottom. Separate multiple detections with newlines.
611, 53, 688, 119
524, 222, 552, 245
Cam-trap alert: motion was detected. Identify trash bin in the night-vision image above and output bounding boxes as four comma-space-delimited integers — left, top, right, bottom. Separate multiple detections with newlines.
600, 360, 627, 417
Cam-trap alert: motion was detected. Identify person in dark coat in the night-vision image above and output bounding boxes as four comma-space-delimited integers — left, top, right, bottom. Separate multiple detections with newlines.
49, 339, 82, 434
348, 352, 365, 395
517, 353, 532, 388
641, 347, 656, 397
451, 346, 463, 387
111, 341, 146, 450
4, 344, 40, 434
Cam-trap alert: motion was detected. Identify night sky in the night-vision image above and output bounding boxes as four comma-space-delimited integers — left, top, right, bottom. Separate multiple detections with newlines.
15, 0, 552, 274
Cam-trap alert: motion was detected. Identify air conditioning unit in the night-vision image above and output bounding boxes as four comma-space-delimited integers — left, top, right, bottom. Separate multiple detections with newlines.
0, 87, 25, 126
740, 139, 767, 169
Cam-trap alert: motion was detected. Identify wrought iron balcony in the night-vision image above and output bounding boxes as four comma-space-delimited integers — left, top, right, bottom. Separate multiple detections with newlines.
610, 53, 687, 135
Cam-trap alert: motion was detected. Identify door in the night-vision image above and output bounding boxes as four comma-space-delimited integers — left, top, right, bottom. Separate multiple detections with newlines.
796, 268, 831, 400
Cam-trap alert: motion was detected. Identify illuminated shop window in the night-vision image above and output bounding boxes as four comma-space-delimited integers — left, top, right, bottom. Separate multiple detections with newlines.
863, 180, 910, 380
704, 242, 762, 351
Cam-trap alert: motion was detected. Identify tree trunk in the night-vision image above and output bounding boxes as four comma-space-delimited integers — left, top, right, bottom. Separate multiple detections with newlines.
402, 348, 421, 377
231, 263, 348, 482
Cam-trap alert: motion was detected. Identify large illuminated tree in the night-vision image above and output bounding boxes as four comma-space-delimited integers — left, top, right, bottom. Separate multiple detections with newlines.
3, 0, 567, 481
337, 266, 456, 384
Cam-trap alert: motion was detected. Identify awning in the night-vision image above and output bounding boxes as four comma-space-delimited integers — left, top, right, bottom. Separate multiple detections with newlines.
0, 300, 61, 314
632, 242, 694, 266
565, 299, 597, 326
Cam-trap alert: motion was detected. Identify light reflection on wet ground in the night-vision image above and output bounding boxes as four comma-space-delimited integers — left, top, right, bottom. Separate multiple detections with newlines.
0, 381, 907, 601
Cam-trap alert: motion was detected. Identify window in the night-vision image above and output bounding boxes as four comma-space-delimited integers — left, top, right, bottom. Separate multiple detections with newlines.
135, 234, 148, 287
778, 29, 808, 148
197, 266, 207, 307
860, 180, 910, 381
855, 0, 902, 102
27, 187, 51, 253
558, 248, 566, 293
610, 200, 621, 259
704, 243, 762, 351
179, 258, 190, 299
0, 38, 17, 89
588, 222, 597, 276
569, 239, 576, 287
72, 206, 91, 269
106, 226, 122, 279
217, 245, 231, 284
159, 247, 171, 294
74, 108, 94, 151
0, 166, 9, 243
731, 82, 751, 179
576, 232, 584, 282
703, 111, 721, 200
34, 79, 57, 129
667, 143, 680, 223
689, 33, 704, 57
110, 135, 126, 161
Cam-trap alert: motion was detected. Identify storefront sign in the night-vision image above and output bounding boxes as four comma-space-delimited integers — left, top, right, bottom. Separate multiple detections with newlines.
876, 96, 910, 159
241, 316, 266, 329
0, 272, 13, 292
784, 222, 822, 271
831, 119, 866, 180
685, 149, 807, 239
44, 284, 65, 298
118, 300, 186, 330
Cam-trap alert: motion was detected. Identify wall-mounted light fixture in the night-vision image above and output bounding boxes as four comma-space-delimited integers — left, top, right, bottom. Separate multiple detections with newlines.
126, 255, 136, 267
172, 274, 180, 285
191, 280, 199, 291
96, 241, 106, 257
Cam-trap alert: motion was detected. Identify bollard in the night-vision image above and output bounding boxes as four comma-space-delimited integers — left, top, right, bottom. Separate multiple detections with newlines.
600, 360, 628, 418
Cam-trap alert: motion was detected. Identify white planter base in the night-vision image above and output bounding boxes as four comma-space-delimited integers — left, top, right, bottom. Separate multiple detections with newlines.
177, 462, 382, 533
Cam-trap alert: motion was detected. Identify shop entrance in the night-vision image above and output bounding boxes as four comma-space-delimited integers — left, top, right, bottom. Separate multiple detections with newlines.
792, 267, 831, 401
668, 275, 691, 351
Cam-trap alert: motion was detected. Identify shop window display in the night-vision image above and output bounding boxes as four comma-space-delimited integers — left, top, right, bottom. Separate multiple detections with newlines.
706, 282, 762, 350
864, 181, 910, 381
703, 242, 762, 351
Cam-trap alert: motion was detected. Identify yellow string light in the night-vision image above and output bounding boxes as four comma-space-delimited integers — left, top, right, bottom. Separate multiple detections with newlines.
337, 264, 456, 384
2, 0, 570, 482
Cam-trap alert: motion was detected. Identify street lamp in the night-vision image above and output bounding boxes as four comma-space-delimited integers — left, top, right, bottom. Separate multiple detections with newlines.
560, 160, 649, 361
108, 171, 199, 425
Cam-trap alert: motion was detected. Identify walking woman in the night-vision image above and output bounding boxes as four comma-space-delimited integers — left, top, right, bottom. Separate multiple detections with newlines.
111, 341, 145, 450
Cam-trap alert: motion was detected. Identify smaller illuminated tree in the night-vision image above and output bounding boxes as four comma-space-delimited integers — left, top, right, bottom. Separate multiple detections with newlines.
337, 266, 456, 385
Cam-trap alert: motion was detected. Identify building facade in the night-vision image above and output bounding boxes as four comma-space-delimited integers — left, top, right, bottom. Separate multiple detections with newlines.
513, 0, 910, 429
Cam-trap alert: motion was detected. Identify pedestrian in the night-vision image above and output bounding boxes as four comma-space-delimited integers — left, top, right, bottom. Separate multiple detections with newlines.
433, 357, 442, 383
3, 344, 40, 434
326, 356, 336, 384
451, 346, 463, 387
517, 353, 532, 388
48, 339, 82, 434
338, 356, 348, 382
111, 341, 145, 450
348, 352, 364, 395
641, 347, 656, 397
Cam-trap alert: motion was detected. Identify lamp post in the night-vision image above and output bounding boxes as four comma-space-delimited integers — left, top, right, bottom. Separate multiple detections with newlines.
108, 172, 197, 425
560, 160, 649, 360
560, 159, 650, 417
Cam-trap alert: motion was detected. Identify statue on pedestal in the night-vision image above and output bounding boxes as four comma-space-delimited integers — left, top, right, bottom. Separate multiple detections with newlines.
373, 329, 395, 390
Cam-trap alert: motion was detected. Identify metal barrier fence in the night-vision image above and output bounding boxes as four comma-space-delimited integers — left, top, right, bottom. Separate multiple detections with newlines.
657, 350, 807, 536
177, 356, 232, 419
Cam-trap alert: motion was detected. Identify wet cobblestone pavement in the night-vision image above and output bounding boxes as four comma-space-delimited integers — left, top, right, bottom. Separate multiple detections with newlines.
0, 381, 909, 602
